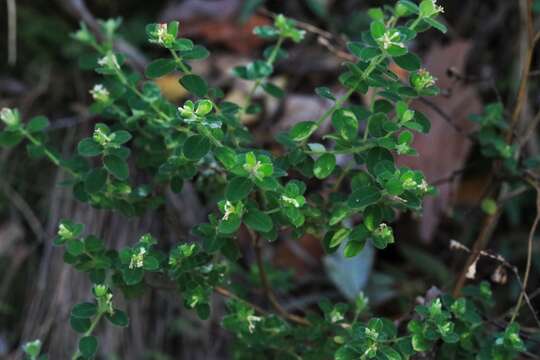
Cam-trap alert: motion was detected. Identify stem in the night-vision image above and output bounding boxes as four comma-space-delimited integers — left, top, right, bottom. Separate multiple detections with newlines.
169, 49, 191, 74
71, 312, 103, 360
243, 36, 285, 112
250, 230, 310, 326
22, 130, 78, 177
510, 185, 540, 323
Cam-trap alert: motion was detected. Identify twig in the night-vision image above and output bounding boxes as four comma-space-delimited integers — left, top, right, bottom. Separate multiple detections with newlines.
250, 229, 310, 326
454, 0, 537, 296
510, 182, 540, 324
7, 0, 17, 65
508, 0, 536, 142
0, 180, 45, 240
449, 239, 540, 327
258, 8, 355, 62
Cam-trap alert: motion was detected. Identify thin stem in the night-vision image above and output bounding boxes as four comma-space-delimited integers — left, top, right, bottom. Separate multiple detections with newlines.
22, 130, 78, 177
243, 36, 285, 111
71, 312, 103, 360
510, 185, 540, 323
250, 229, 310, 326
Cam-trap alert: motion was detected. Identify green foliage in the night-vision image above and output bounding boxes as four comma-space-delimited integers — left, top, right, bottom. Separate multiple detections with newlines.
2, 1, 530, 358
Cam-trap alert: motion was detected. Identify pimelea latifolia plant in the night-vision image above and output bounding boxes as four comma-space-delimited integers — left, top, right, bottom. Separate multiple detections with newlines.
3, 0, 530, 359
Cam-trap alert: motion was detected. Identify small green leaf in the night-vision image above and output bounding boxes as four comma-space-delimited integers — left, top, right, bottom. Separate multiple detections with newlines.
104, 155, 129, 180
78, 138, 102, 157
315, 87, 336, 101
180, 74, 208, 97
344, 240, 366, 257
71, 302, 97, 319
348, 185, 381, 208
332, 109, 359, 140
289, 121, 317, 142
106, 309, 129, 327
79, 336, 98, 359
70, 316, 91, 333
329, 228, 351, 248
84, 168, 107, 193
145, 58, 176, 78
314, 153, 336, 179
219, 214, 242, 234
183, 135, 210, 160
66, 239, 85, 256
26, 116, 50, 133
394, 53, 421, 71
225, 177, 253, 201
423, 17, 447, 33
370, 20, 385, 39
244, 208, 273, 233
262, 83, 284, 98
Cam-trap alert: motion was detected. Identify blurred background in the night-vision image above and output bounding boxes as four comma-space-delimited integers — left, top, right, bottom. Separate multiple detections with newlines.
1, 0, 539, 358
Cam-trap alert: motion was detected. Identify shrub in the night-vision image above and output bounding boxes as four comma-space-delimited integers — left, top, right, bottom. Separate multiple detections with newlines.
4, 0, 532, 359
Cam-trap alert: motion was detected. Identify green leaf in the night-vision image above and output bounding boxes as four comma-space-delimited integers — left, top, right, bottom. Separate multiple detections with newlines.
183, 135, 210, 160
0, 131, 23, 148
145, 58, 176, 78
219, 214, 242, 234
71, 302, 97, 319
84, 168, 107, 193
370, 20, 385, 39
423, 17, 447, 33
180, 74, 208, 97
66, 239, 85, 256
70, 316, 91, 333
104, 155, 129, 180
79, 336, 98, 359
289, 121, 317, 141
315, 87, 336, 101
106, 309, 129, 327
84, 236, 105, 253
329, 228, 351, 248
314, 153, 336, 179
348, 185, 381, 208
122, 268, 144, 285
26, 116, 50, 133
215, 147, 238, 170
262, 83, 284, 98
111, 130, 132, 145
332, 109, 359, 140
78, 138, 102, 157
244, 208, 273, 233
394, 53, 421, 71
344, 240, 366, 257
225, 177, 253, 201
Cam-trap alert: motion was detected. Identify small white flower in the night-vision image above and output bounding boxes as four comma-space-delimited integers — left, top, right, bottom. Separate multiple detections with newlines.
247, 315, 261, 333
223, 201, 235, 220
396, 143, 409, 155
379, 31, 404, 50
156, 23, 168, 44
281, 195, 300, 208
432, 0, 444, 13
418, 179, 430, 193
129, 247, 147, 269
97, 53, 120, 69
93, 127, 111, 146
89, 84, 110, 102
0, 107, 19, 126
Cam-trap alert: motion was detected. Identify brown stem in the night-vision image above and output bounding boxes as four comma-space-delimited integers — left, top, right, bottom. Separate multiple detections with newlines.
511, 184, 540, 323
250, 230, 311, 326
453, 0, 537, 296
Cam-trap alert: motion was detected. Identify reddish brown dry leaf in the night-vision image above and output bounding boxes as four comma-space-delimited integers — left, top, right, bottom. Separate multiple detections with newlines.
398, 40, 482, 242
183, 16, 271, 54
